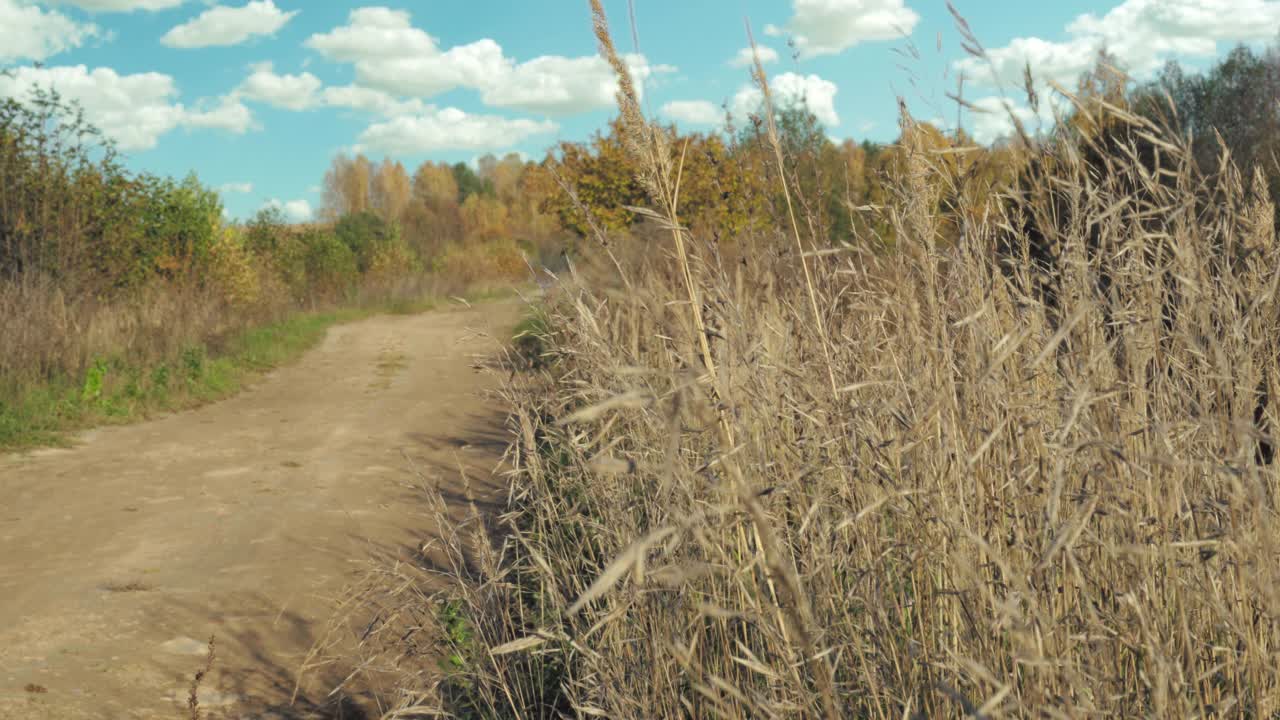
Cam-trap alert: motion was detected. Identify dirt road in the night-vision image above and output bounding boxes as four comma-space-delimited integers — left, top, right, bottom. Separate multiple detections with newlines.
0, 300, 521, 719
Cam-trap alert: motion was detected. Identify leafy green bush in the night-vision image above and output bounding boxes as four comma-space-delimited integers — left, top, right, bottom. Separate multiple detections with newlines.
136, 173, 222, 282
1, 85, 224, 294
334, 211, 399, 273
272, 233, 310, 297
243, 206, 288, 255
511, 308, 554, 371
302, 229, 358, 296
451, 162, 495, 202
206, 226, 261, 309
2, 85, 127, 288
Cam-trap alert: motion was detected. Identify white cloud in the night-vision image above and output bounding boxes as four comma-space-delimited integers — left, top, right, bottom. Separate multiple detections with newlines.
661, 100, 723, 127
730, 45, 780, 68
307, 9, 512, 98
353, 39, 510, 99
219, 182, 253, 194
732, 72, 840, 126
765, 0, 920, 58
262, 198, 313, 222
161, 0, 297, 49
0, 65, 251, 151
235, 62, 321, 110
184, 95, 254, 133
321, 85, 427, 116
355, 107, 557, 155
0, 0, 98, 62
0, 65, 187, 151
956, 36, 1102, 93
304, 7, 436, 61
233, 67, 433, 118
305, 7, 671, 115
964, 95, 1065, 145
958, 0, 1280, 94
234, 65, 436, 117
45, 0, 184, 11
481, 53, 660, 115
1070, 0, 1280, 74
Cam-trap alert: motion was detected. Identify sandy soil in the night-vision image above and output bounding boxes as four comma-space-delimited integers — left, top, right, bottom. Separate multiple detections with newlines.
0, 300, 520, 719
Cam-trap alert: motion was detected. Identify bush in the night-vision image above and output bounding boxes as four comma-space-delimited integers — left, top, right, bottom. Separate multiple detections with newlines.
269, 232, 310, 298
205, 226, 260, 310
302, 229, 358, 297
131, 173, 223, 285
243, 206, 288, 255
366, 237, 420, 280
1, 86, 115, 284
434, 239, 526, 286
460, 194, 510, 242
1, 87, 220, 294
335, 211, 400, 273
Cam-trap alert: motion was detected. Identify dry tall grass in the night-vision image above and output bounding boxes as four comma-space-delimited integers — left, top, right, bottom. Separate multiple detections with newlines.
349, 10, 1280, 719
0, 273, 254, 388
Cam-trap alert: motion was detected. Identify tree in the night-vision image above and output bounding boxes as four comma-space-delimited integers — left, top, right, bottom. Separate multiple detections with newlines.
1135, 41, 1280, 230
371, 158, 411, 225
510, 162, 561, 249
460, 194, 510, 242
1195, 46, 1276, 172
452, 162, 494, 202
244, 205, 286, 255
413, 161, 459, 208
124, 171, 224, 286
404, 161, 462, 257
477, 152, 526, 204
542, 117, 647, 237
321, 153, 373, 219
736, 102, 845, 244
667, 131, 767, 241
1, 84, 131, 287
334, 211, 396, 272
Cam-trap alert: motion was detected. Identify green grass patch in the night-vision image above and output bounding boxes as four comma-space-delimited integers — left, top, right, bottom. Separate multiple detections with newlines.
0, 304, 410, 452
0, 285, 520, 453
459, 284, 520, 305
511, 305, 554, 371
384, 295, 439, 316
0, 310, 352, 452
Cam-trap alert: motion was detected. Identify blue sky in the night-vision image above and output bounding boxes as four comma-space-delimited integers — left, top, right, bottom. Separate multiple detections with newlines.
2, 1, 1277, 221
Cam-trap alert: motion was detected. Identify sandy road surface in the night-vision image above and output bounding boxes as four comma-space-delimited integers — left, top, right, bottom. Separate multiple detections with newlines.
0, 300, 520, 719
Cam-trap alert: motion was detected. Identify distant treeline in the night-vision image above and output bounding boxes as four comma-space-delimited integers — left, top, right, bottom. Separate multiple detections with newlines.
314, 151, 566, 285
536, 42, 1280, 250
